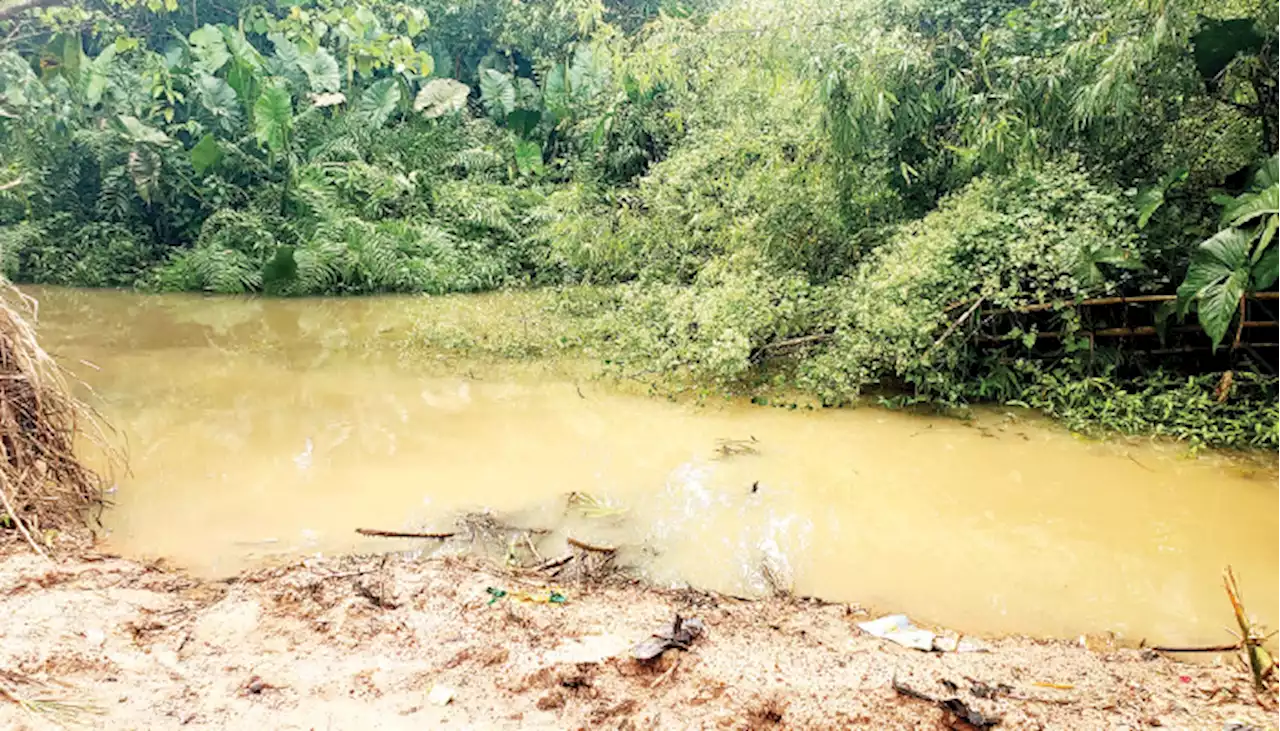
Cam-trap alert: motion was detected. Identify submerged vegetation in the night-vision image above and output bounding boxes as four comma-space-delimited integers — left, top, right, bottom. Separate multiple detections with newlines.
0, 0, 1275, 447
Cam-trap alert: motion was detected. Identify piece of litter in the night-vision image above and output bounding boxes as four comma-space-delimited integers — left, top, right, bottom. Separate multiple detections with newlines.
858, 614, 935, 651
1033, 681, 1074, 690
633, 615, 706, 661
427, 684, 454, 706
932, 635, 991, 653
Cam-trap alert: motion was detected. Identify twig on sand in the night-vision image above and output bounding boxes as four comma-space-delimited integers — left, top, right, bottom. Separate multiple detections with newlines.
534, 554, 573, 572
1150, 643, 1242, 653
355, 528, 456, 539
567, 536, 617, 553
650, 657, 681, 688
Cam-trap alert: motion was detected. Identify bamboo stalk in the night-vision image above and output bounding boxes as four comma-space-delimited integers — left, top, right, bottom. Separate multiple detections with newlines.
984, 292, 1279, 316
979, 321, 1278, 342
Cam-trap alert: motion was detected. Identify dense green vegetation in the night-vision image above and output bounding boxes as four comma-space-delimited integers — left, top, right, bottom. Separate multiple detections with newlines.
0, 0, 1276, 447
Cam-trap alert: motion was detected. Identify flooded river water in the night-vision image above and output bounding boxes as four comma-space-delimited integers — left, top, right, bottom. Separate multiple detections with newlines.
28, 286, 1278, 647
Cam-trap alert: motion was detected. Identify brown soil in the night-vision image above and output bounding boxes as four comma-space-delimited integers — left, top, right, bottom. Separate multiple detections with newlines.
0, 547, 1274, 730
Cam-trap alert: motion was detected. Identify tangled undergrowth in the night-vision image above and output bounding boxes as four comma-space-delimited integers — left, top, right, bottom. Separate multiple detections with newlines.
0, 282, 111, 553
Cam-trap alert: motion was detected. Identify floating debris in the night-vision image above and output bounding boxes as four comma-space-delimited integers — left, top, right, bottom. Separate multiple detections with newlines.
566, 492, 629, 519
713, 436, 760, 459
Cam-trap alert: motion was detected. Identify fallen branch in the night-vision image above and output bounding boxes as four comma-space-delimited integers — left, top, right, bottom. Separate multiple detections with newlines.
891, 675, 1000, 727
0, 177, 23, 192
533, 553, 573, 572
567, 536, 616, 553
983, 292, 1279, 317
923, 296, 984, 360
355, 528, 456, 539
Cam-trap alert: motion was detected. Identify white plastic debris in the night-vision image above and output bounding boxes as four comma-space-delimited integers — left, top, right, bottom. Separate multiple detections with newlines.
858, 615, 990, 652
857, 614, 936, 651
427, 684, 454, 706
932, 634, 990, 653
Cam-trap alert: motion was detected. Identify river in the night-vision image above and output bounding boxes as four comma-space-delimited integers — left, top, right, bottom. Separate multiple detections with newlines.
27, 285, 1278, 648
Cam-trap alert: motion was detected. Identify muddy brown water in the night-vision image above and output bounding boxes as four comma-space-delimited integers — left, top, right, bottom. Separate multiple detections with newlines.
26, 286, 1279, 647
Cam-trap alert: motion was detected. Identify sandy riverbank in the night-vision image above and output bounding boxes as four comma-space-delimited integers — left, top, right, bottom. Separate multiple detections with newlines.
0, 545, 1274, 730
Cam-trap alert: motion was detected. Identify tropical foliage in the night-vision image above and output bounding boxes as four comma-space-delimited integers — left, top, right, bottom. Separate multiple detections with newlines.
0, 0, 1275, 446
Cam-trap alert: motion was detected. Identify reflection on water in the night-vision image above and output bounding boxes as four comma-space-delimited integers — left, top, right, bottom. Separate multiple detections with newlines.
28, 285, 1279, 646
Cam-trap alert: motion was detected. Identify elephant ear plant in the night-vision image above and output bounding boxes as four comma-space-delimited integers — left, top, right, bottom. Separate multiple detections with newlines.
1177, 155, 1279, 350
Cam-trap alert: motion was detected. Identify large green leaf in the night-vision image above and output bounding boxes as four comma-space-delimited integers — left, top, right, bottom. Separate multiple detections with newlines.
227, 63, 260, 113
413, 78, 469, 118
506, 108, 542, 138
1135, 167, 1186, 229
1252, 244, 1278, 291
515, 77, 540, 109
195, 73, 242, 133
1225, 185, 1278, 228
1176, 227, 1252, 348
357, 78, 401, 128
1134, 186, 1164, 230
297, 49, 341, 93
1074, 244, 1142, 286
479, 69, 515, 118
543, 62, 570, 118
223, 28, 263, 108
514, 138, 543, 176
1178, 227, 1251, 298
1196, 270, 1248, 349
190, 134, 222, 174
1254, 156, 1279, 189
222, 28, 263, 71
253, 84, 293, 154
268, 33, 301, 66
128, 147, 162, 204
189, 24, 230, 75
568, 45, 608, 101
44, 33, 85, 83
84, 46, 116, 107
111, 115, 173, 147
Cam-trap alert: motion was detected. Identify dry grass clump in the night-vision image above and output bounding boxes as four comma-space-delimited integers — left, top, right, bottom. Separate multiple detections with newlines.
0, 283, 111, 554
